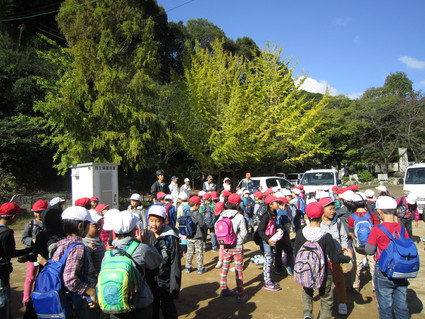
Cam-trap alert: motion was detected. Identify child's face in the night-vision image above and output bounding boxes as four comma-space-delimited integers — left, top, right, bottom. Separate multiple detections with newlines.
148, 215, 163, 234
86, 221, 101, 238
33, 211, 42, 221
91, 201, 98, 208
130, 200, 139, 208
158, 174, 164, 182
185, 181, 190, 185
270, 201, 279, 210
323, 205, 335, 220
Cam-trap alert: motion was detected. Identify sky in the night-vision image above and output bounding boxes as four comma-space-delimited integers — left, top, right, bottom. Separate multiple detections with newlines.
157, 0, 425, 99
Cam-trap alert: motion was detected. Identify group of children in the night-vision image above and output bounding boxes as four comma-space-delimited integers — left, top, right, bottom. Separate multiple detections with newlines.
0, 173, 421, 319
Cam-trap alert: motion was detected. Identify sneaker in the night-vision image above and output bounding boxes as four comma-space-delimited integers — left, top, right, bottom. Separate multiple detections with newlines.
215, 261, 223, 269
274, 269, 283, 275
237, 293, 249, 303
303, 316, 312, 319
338, 303, 348, 315
230, 267, 235, 272
185, 267, 191, 274
263, 281, 281, 291
285, 266, 294, 276
197, 268, 206, 275
220, 288, 236, 297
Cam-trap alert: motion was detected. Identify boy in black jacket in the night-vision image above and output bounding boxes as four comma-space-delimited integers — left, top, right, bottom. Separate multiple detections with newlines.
0, 203, 32, 318
148, 205, 181, 319
294, 202, 352, 319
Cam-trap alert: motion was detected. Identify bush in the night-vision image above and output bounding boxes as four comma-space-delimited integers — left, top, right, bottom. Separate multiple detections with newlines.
358, 170, 374, 183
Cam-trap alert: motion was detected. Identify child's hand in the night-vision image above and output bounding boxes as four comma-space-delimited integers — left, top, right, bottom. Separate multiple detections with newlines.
268, 239, 276, 247
37, 254, 47, 266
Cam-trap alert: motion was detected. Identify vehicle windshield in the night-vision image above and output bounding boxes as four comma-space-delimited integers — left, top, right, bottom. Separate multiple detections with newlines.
301, 172, 335, 186
405, 167, 425, 184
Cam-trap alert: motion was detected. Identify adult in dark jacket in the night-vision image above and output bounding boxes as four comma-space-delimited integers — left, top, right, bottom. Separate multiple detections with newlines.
147, 206, 181, 319
151, 169, 168, 203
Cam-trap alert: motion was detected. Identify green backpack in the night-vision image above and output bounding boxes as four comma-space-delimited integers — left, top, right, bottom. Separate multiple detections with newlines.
97, 241, 142, 314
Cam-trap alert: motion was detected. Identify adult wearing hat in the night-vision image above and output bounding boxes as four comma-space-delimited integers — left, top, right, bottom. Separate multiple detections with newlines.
180, 178, 191, 198
241, 173, 254, 194
202, 175, 216, 192
168, 176, 179, 207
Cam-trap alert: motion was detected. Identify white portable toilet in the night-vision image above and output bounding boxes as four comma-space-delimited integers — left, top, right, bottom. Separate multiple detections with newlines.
69, 162, 120, 208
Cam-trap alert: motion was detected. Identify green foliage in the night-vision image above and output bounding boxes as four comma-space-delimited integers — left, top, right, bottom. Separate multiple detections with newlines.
358, 169, 374, 182
35, 0, 169, 174
0, 168, 18, 203
173, 40, 328, 173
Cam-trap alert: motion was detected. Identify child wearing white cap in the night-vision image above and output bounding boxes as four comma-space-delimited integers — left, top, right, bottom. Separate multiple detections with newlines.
102, 210, 162, 318
147, 206, 181, 319
48, 206, 97, 317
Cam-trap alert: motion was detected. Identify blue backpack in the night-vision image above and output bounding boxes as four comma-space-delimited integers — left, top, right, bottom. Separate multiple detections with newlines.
32, 243, 86, 319
242, 197, 256, 216
178, 207, 197, 238
351, 212, 373, 249
376, 225, 419, 279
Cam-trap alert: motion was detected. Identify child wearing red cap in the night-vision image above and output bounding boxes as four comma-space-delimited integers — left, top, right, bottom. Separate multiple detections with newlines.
215, 194, 248, 303
0, 203, 33, 318
294, 202, 352, 319
21, 200, 47, 309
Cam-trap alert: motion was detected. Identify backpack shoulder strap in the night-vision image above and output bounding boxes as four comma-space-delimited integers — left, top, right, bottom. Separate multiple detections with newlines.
351, 213, 359, 222
59, 242, 85, 264
376, 225, 395, 240
116, 241, 144, 276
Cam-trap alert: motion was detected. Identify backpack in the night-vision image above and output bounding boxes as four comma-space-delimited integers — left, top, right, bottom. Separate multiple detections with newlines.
215, 216, 237, 245
242, 197, 255, 216
164, 204, 172, 224
376, 225, 419, 279
396, 203, 409, 219
351, 212, 373, 249
265, 215, 277, 237
97, 241, 143, 314
202, 205, 215, 229
32, 243, 86, 319
294, 241, 326, 289
177, 208, 197, 238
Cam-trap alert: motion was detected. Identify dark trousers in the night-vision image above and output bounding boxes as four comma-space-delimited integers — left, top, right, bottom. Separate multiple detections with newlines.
399, 217, 413, 238
110, 304, 152, 319
275, 233, 294, 271
152, 292, 178, 319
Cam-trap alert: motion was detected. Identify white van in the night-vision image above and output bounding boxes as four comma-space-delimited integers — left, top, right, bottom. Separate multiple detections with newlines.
299, 169, 341, 194
403, 163, 425, 218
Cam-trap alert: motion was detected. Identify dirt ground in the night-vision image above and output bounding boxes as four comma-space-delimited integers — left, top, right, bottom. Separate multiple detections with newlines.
9, 185, 425, 318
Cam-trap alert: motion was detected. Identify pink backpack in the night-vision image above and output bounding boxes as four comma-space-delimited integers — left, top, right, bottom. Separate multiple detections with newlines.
215, 217, 237, 245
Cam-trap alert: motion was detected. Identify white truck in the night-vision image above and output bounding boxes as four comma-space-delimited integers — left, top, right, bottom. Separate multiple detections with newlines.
299, 169, 341, 194
403, 163, 425, 220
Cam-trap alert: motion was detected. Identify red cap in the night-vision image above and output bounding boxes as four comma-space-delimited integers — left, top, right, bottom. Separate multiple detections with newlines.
95, 204, 109, 213
263, 187, 274, 196
221, 190, 231, 197
156, 192, 167, 200
337, 188, 347, 195
331, 186, 338, 191
0, 202, 23, 216
297, 185, 304, 189
203, 193, 212, 200
254, 191, 264, 199
276, 197, 288, 204
318, 197, 335, 207
305, 202, 324, 218
189, 196, 202, 204
227, 193, 242, 204
31, 200, 48, 212
245, 172, 251, 178
214, 202, 225, 215
351, 184, 359, 191
211, 191, 219, 199
264, 195, 279, 205
90, 196, 99, 202
75, 197, 91, 207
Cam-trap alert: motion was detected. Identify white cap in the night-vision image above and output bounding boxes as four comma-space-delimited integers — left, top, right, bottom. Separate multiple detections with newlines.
376, 185, 388, 192
274, 192, 283, 198
291, 188, 301, 195
243, 189, 250, 194
103, 209, 139, 234
351, 192, 366, 202
281, 188, 292, 196
315, 191, 329, 200
178, 192, 188, 201
130, 193, 141, 201
364, 189, 375, 198
88, 209, 103, 223
198, 191, 206, 197
148, 205, 167, 220
62, 206, 95, 223
164, 194, 173, 201
184, 178, 190, 182
376, 196, 397, 209
223, 177, 231, 182
50, 197, 65, 206
272, 186, 280, 193
406, 193, 417, 205
339, 190, 355, 201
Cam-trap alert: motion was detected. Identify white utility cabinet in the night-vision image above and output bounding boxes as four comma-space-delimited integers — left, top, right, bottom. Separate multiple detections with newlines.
69, 162, 120, 208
